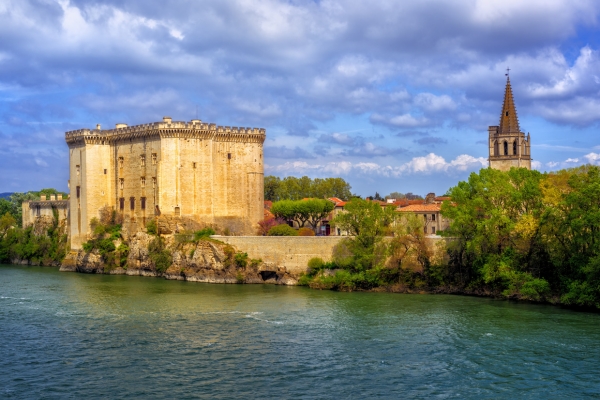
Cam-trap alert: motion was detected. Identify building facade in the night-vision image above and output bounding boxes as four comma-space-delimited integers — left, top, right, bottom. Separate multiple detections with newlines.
488, 77, 531, 171
66, 117, 265, 249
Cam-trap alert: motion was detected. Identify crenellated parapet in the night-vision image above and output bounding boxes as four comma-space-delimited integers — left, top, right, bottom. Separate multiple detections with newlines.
65, 117, 266, 146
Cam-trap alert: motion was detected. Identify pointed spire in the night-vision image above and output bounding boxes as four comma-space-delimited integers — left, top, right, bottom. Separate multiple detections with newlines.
499, 76, 521, 134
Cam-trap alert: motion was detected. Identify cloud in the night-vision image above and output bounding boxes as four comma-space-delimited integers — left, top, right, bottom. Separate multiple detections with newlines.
267, 152, 486, 177
370, 113, 430, 128
264, 145, 315, 159
414, 136, 448, 146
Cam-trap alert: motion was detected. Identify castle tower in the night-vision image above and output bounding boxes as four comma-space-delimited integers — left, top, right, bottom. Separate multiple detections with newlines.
488, 76, 531, 171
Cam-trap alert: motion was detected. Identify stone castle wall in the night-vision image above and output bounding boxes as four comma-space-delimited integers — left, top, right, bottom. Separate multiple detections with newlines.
66, 118, 265, 249
217, 236, 449, 275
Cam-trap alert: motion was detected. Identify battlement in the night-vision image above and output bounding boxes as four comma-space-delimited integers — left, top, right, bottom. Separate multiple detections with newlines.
65, 118, 266, 145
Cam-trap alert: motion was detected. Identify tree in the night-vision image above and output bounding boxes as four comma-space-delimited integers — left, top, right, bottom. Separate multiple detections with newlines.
264, 176, 281, 201
305, 199, 335, 232
332, 198, 396, 271
263, 175, 352, 201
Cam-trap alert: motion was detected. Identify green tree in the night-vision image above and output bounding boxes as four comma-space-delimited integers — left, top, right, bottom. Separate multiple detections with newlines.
264, 175, 281, 201
332, 199, 396, 271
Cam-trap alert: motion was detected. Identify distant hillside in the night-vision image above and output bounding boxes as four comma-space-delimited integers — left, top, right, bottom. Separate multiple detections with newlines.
0, 192, 14, 199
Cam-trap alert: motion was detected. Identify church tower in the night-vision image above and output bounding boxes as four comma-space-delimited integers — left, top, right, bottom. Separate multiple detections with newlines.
488, 75, 531, 171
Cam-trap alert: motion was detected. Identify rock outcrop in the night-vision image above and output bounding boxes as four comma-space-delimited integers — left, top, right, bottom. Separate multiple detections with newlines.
60, 232, 299, 285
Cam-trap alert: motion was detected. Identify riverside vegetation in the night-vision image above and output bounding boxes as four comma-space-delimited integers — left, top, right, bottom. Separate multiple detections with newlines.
299, 166, 600, 310
4, 168, 600, 309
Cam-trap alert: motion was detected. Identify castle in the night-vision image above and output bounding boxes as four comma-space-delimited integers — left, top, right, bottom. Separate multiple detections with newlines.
488, 76, 531, 171
65, 117, 265, 249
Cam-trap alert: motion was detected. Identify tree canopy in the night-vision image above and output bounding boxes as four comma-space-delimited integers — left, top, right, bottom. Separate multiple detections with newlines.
264, 176, 352, 201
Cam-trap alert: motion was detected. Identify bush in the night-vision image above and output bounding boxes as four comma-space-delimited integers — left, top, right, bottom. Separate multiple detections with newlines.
267, 224, 298, 236
298, 227, 315, 236
234, 252, 248, 268
250, 258, 262, 268
146, 219, 158, 235
194, 227, 216, 241
148, 236, 172, 272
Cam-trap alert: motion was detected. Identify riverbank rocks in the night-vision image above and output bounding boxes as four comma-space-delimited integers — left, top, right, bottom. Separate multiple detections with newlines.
60, 233, 299, 285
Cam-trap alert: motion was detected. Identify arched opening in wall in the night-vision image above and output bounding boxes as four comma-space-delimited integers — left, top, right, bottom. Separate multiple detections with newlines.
513, 141, 517, 155
494, 140, 499, 156
504, 141, 508, 155
175, 207, 181, 216
522, 141, 526, 155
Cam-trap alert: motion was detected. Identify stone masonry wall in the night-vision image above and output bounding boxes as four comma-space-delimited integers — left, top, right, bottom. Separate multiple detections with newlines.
217, 236, 450, 275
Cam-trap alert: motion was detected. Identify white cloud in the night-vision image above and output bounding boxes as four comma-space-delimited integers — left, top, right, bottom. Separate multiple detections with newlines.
267, 153, 486, 177
584, 152, 600, 164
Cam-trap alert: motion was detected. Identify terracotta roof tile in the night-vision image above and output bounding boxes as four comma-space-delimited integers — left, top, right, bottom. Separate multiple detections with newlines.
397, 204, 442, 212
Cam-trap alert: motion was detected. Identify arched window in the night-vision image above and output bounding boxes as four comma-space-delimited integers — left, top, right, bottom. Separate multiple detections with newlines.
522, 142, 526, 155
494, 141, 499, 156
504, 141, 508, 155
513, 141, 517, 155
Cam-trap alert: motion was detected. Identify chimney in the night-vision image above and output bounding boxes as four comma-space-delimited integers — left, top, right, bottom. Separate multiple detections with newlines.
40, 195, 46, 201
163, 116, 172, 123
96, 124, 101, 130
57, 194, 62, 200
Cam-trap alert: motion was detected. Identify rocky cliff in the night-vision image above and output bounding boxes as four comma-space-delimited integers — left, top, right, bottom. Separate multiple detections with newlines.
60, 232, 299, 285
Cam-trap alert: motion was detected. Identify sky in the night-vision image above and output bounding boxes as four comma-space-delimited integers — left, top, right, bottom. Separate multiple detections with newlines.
1, 0, 600, 197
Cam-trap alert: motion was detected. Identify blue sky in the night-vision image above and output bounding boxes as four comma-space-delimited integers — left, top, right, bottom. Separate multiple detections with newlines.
2, 0, 600, 197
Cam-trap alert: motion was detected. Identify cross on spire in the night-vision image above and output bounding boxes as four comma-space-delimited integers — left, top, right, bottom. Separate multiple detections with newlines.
505, 67, 510, 77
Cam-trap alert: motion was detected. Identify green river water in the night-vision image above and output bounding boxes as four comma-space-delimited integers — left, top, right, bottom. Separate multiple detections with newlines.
1, 265, 599, 399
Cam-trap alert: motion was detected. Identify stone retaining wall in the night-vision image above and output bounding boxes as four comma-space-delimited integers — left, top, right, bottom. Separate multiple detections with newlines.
216, 236, 346, 274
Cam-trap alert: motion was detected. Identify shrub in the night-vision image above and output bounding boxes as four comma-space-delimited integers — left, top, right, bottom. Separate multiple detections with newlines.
267, 224, 298, 236
148, 236, 172, 272
234, 252, 249, 268
194, 227, 216, 241
250, 258, 262, 268
298, 227, 315, 236
308, 257, 324, 270
146, 219, 158, 235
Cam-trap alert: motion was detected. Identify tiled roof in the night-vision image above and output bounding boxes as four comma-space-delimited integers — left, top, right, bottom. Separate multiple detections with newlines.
435, 196, 451, 202
394, 199, 425, 207
327, 197, 347, 207
397, 204, 442, 212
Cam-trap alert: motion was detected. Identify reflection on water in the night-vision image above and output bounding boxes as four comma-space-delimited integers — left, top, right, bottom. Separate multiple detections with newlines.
1, 265, 599, 399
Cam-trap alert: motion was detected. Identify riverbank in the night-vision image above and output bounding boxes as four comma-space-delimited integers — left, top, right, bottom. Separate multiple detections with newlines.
2, 264, 600, 399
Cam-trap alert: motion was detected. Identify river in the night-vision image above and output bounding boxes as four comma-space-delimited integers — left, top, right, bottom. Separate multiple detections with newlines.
1, 265, 599, 398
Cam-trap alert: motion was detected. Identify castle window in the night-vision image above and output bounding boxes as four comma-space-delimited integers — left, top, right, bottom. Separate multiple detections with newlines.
140, 155, 145, 167
193, 162, 197, 169
141, 197, 146, 210
119, 197, 124, 210
228, 153, 231, 160
152, 177, 156, 188
130, 197, 135, 210
104, 169, 107, 175
141, 177, 146, 188
175, 206, 181, 216
513, 141, 517, 155
76, 165, 80, 176
432, 214, 436, 221
494, 140, 499, 156
431, 227, 436, 234
506, 111, 509, 116
76, 186, 80, 199
119, 178, 124, 189
152, 153, 157, 165
504, 141, 508, 155
118, 157, 124, 168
